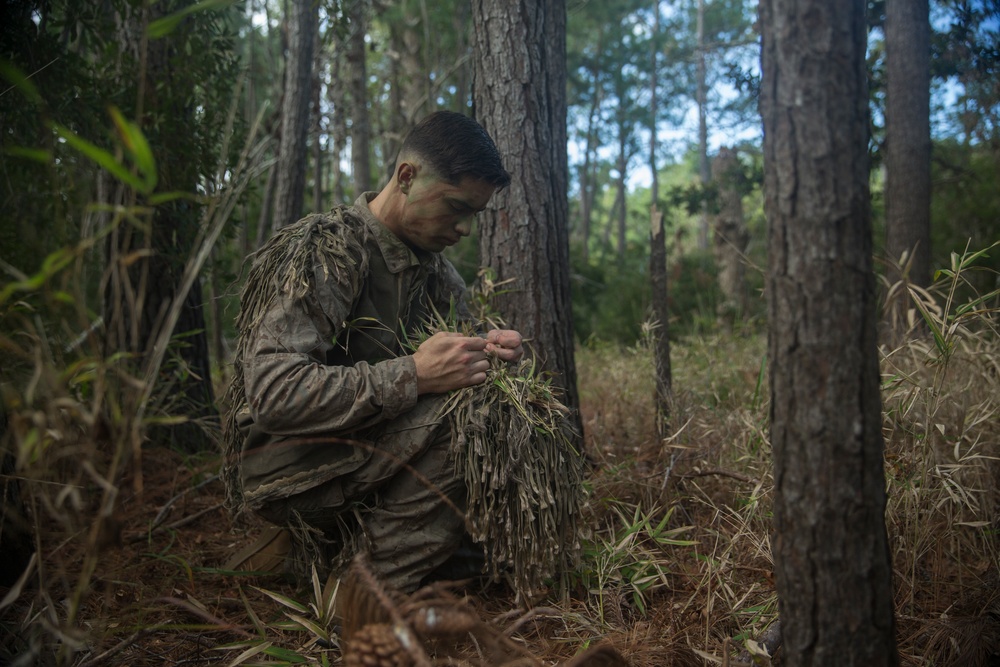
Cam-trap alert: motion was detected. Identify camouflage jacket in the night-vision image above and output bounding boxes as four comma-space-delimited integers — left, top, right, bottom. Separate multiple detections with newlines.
233, 193, 471, 509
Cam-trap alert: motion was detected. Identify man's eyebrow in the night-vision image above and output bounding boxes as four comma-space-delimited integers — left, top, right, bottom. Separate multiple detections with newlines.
449, 198, 486, 213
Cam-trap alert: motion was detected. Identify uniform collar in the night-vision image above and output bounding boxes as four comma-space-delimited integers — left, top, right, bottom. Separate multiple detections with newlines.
353, 192, 431, 274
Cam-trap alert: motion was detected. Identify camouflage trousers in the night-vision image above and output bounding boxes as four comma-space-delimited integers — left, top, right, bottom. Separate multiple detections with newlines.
255, 395, 466, 593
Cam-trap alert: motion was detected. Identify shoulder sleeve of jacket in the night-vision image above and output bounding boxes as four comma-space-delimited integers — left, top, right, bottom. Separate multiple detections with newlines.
241, 211, 419, 436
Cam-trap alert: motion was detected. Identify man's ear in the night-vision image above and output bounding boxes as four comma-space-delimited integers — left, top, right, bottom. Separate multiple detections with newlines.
397, 162, 417, 194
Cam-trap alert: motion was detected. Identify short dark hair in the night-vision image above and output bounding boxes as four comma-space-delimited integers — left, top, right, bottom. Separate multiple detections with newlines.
399, 111, 511, 189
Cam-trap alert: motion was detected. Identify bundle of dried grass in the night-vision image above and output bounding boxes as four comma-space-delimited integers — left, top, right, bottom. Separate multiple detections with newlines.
443, 357, 587, 602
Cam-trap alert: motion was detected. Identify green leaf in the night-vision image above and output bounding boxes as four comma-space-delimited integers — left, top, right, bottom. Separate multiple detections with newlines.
912, 296, 949, 357
954, 288, 1000, 317
4, 146, 52, 163
109, 106, 157, 191
0, 58, 42, 105
51, 123, 148, 194
149, 190, 201, 205
262, 645, 308, 663
147, 0, 238, 39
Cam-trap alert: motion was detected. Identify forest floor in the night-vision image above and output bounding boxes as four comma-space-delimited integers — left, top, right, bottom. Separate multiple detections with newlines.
3, 330, 999, 666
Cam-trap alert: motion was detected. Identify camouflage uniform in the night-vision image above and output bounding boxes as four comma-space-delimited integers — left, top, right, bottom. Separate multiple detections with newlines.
233, 193, 474, 592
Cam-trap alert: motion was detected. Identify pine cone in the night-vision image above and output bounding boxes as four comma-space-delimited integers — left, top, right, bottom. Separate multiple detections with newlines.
343, 623, 415, 667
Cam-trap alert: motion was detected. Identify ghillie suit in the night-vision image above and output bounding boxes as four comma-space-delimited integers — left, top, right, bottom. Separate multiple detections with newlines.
221, 207, 371, 521
222, 203, 585, 600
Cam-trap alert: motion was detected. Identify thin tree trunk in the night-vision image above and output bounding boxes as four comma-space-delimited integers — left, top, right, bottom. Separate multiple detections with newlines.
256, 162, 278, 248
712, 146, 749, 327
885, 0, 932, 333
312, 17, 325, 214
272, 0, 317, 228
347, 0, 372, 193
760, 0, 899, 663
328, 42, 348, 204
578, 62, 602, 263
615, 131, 628, 258
696, 0, 710, 251
649, 0, 671, 439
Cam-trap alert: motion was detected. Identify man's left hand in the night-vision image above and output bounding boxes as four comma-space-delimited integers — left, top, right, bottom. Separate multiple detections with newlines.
484, 329, 524, 363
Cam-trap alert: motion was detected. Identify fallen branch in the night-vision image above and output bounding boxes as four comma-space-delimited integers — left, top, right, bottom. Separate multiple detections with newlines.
156, 596, 254, 638
149, 473, 221, 532
129, 502, 224, 543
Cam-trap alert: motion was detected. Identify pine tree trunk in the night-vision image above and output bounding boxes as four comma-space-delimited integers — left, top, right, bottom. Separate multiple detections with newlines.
272, 0, 317, 228
696, 0, 711, 251
885, 0, 932, 319
346, 0, 372, 193
328, 44, 348, 204
649, 1, 671, 438
471, 0, 582, 428
615, 131, 627, 258
312, 21, 325, 214
760, 0, 899, 664
711, 147, 749, 327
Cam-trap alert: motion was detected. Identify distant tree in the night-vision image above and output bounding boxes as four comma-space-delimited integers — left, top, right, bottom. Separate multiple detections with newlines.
346, 0, 372, 194
471, 0, 582, 428
933, 1, 1000, 145
885, 0, 932, 298
273, 0, 317, 228
760, 0, 899, 663
649, 0, 672, 436
696, 0, 711, 251
711, 146, 749, 326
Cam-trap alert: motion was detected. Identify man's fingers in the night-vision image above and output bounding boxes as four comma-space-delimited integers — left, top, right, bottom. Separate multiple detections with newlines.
486, 329, 522, 348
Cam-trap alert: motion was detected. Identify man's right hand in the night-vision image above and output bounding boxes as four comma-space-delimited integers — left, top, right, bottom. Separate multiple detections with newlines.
412, 331, 491, 395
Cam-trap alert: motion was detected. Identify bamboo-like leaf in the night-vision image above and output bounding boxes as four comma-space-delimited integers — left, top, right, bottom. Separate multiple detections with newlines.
0, 58, 42, 104
220, 640, 272, 667
108, 105, 157, 191
147, 0, 238, 39
262, 645, 309, 663
51, 123, 150, 194
4, 146, 51, 163
284, 612, 327, 641
253, 587, 310, 614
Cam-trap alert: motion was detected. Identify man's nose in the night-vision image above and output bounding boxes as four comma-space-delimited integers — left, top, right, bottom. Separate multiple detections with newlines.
456, 218, 472, 236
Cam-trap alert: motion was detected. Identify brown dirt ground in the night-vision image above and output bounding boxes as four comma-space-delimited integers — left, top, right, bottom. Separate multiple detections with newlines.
4, 433, 997, 665
2, 442, 773, 667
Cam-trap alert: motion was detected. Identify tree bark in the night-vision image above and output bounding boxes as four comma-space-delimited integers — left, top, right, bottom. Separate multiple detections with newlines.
471, 0, 582, 428
578, 63, 602, 264
328, 39, 348, 205
312, 19, 325, 214
884, 0, 932, 308
760, 0, 899, 664
272, 0, 317, 229
346, 0, 372, 193
696, 0, 711, 251
615, 128, 628, 258
711, 146, 749, 327
649, 1, 671, 438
